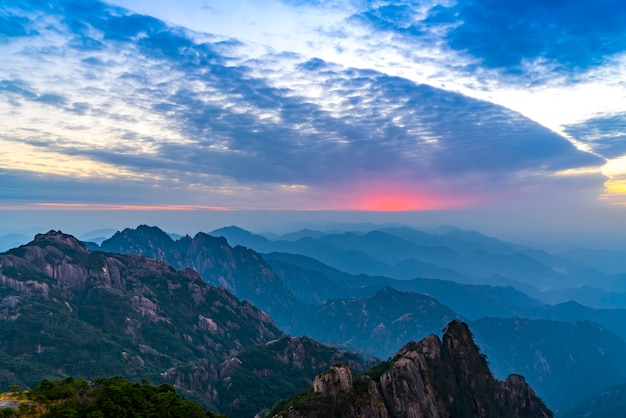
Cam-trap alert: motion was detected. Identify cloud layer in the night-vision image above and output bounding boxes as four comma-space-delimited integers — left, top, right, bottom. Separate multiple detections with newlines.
0, 0, 614, 211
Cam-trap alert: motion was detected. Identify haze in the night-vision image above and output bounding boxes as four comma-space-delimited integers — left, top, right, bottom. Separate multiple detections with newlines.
1, 0, 626, 249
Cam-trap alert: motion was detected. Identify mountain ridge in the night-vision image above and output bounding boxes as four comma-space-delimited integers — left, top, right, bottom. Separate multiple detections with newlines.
0, 230, 372, 416
270, 320, 552, 418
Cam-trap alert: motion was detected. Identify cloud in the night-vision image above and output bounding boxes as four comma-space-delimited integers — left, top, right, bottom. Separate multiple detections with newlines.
0, 168, 182, 205
101, 0, 626, 140
423, 0, 626, 74
565, 113, 626, 159
66, 42, 603, 200
0, 78, 71, 109
0, 0, 608, 210
0, 79, 38, 101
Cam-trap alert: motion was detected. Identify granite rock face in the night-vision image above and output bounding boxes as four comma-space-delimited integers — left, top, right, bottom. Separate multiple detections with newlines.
272, 320, 553, 418
100, 225, 301, 328
0, 231, 283, 409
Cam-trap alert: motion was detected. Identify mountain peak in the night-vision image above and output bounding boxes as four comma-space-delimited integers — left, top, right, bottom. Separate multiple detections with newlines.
31, 230, 89, 254
443, 319, 476, 348
113, 225, 173, 242
271, 320, 553, 418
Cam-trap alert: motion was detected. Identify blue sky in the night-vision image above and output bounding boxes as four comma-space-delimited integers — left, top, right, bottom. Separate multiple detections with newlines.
1, 0, 625, 239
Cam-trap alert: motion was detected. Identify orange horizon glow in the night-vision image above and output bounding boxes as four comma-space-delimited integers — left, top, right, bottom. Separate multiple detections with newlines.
357, 194, 439, 211
0, 203, 234, 211
341, 190, 472, 212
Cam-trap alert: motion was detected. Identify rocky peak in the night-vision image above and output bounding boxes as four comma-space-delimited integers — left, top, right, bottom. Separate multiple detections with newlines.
313, 364, 353, 397
100, 225, 301, 330
499, 374, 551, 418
32, 230, 90, 255
271, 320, 553, 418
396, 334, 442, 360
441, 319, 497, 417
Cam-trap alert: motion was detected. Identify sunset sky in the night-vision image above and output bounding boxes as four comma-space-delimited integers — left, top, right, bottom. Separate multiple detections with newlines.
1, 0, 626, 241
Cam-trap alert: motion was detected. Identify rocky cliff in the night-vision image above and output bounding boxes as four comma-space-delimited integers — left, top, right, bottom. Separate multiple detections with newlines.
99, 225, 301, 329
0, 231, 369, 416
0, 231, 284, 409
270, 320, 552, 418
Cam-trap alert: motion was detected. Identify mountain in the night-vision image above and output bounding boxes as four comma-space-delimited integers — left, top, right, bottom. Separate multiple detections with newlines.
210, 228, 396, 277
0, 231, 376, 416
560, 382, 626, 418
295, 287, 461, 359
270, 320, 552, 418
264, 251, 545, 319
0, 233, 30, 253
100, 225, 301, 329
266, 250, 626, 349
539, 285, 626, 310
210, 226, 276, 250
525, 300, 626, 345
557, 248, 626, 275
280, 283, 626, 410
382, 227, 612, 289
78, 228, 117, 245
276, 229, 328, 241
265, 254, 626, 410
99, 226, 466, 355
0, 230, 281, 384
0, 231, 285, 411
217, 225, 626, 296
471, 318, 626, 410
211, 336, 367, 417
266, 257, 347, 304
316, 230, 458, 266
211, 226, 575, 290
92, 225, 626, 410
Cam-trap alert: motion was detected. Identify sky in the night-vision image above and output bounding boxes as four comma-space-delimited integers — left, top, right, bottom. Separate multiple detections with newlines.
1, 0, 626, 243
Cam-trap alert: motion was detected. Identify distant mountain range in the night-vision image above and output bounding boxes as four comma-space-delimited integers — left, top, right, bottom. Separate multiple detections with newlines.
210, 225, 626, 303
0, 233, 31, 253
4, 226, 626, 414
89, 225, 626, 411
559, 381, 626, 418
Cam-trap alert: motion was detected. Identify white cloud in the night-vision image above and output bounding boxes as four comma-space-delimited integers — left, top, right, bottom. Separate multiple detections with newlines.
104, 0, 626, 141
0, 0, 619, 213
108, 0, 353, 54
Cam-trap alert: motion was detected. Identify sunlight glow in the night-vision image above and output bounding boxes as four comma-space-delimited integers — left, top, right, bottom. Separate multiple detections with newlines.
0, 139, 142, 179
602, 156, 626, 202
359, 194, 436, 211
337, 184, 475, 212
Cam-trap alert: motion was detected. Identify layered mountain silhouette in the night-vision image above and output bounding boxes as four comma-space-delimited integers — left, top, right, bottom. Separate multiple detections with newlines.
91, 225, 626, 411
560, 381, 626, 418
212, 225, 624, 298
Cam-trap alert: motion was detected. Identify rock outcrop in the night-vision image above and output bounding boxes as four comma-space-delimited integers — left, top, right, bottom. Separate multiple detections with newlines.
271, 320, 553, 418
99, 225, 301, 329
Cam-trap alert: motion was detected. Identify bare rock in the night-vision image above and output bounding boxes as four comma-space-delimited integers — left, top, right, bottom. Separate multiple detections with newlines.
313, 364, 353, 397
